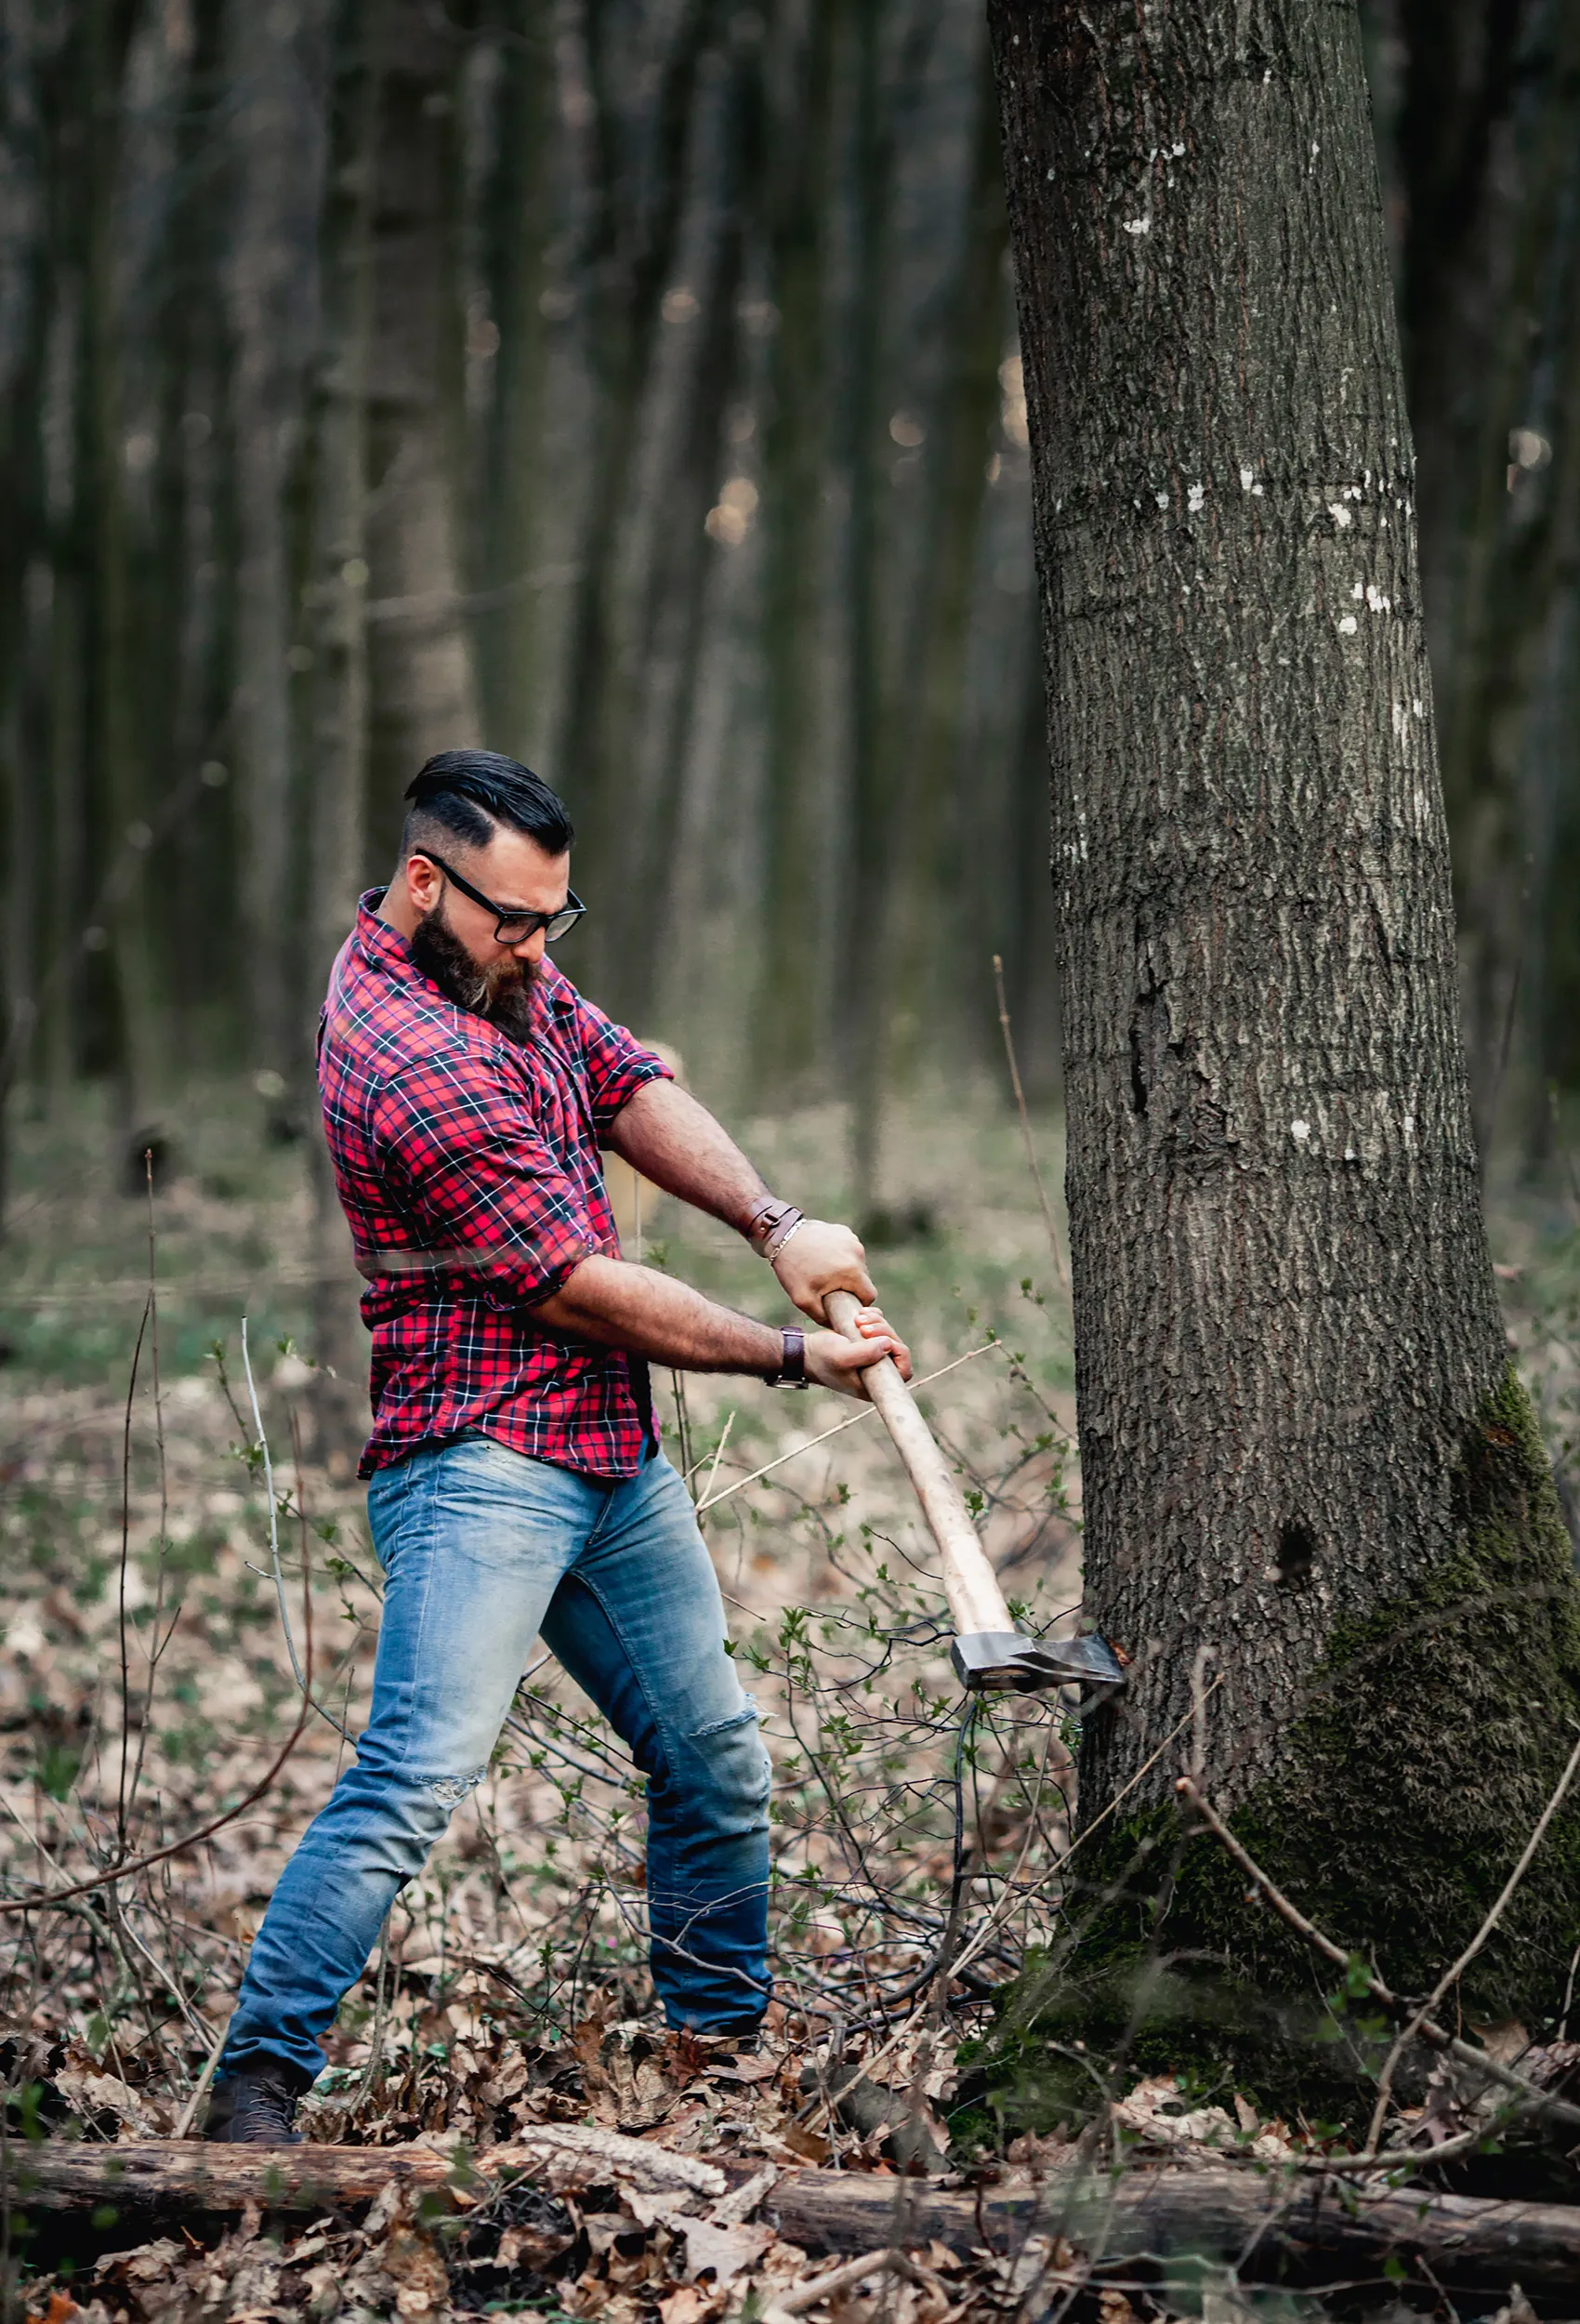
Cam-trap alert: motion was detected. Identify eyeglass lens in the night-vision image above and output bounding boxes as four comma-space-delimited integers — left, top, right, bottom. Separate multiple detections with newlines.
498, 905, 580, 943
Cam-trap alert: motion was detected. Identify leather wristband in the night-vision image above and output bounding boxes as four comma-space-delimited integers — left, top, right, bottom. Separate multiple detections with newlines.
766, 1327, 809, 1389
761, 1212, 805, 1264
744, 1196, 797, 1252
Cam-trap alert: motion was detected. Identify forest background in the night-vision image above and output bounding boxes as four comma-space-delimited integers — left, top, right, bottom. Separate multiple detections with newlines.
3, 0, 1578, 1227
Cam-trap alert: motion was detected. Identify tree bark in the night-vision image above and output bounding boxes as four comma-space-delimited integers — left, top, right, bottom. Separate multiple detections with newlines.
362, 0, 480, 863
985, 0, 1580, 2106
754, 0, 836, 1092
225, 0, 324, 1082
886, 31, 1007, 1089
300, 0, 383, 1471
555, 0, 718, 1003
79, 0, 164, 1166
472, 0, 557, 767
12, 2142, 1580, 2300
839, 0, 892, 1222
1388, 0, 1580, 1154
609, 13, 766, 1023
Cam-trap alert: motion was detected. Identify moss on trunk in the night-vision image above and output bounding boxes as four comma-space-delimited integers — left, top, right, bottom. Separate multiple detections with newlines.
957, 1369, 1580, 2140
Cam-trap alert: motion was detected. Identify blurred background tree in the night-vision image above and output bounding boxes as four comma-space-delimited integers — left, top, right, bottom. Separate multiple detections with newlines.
0, 0, 1576, 1232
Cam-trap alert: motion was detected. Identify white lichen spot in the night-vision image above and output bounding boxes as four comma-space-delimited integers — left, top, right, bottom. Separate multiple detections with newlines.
1291, 1120, 1311, 1142
1344, 1145, 1357, 1162
1155, 490, 1169, 510
1403, 1112, 1415, 1140
1172, 140, 1186, 156
1240, 465, 1255, 492
1365, 584, 1391, 612
1337, 614, 1358, 634
1413, 698, 1424, 717
1124, 216, 1152, 236
1351, 581, 1365, 600
1187, 482, 1205, 512
1328, 502, 1353, 528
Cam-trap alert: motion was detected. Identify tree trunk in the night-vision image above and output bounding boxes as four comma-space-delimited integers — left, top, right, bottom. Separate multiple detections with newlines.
226, 0, 323, 1083
80, 0, 164, 1169
609, 14, 765, 1023
1389, 0, 1580, 1156
14, 2143, 1580, 2300
753, 0, 836, 1092
472, 0, 557, 767
300, 0, 383, 1472
554, 0, 717, 1000
839, 0, 890, 1223
985, 0, 1580, 2116
363, 0, 480, 863
886, 31, 1007, 1089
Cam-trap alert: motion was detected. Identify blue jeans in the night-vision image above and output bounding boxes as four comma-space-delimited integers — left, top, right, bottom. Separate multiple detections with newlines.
218, 1438, 771, 2088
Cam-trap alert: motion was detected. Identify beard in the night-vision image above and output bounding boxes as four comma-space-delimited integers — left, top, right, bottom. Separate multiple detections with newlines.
409, 899, 540, 1044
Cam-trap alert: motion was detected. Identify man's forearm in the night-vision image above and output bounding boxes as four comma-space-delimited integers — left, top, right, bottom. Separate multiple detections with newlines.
534, 1254, 781, 1374
604, 1081, 770, 1235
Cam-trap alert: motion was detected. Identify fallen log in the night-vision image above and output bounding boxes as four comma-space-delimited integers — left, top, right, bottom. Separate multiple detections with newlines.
7, 2138, 1580, 2299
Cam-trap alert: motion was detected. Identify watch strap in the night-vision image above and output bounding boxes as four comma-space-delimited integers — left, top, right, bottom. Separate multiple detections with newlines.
767, 1326, 809, 1388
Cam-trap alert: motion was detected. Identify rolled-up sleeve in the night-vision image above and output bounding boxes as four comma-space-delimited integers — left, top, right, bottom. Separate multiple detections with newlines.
571, 990, 674, 1135
373, 1056, 597, 1306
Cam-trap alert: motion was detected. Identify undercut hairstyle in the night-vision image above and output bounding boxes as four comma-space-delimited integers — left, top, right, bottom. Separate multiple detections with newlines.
401, 749, 574, 865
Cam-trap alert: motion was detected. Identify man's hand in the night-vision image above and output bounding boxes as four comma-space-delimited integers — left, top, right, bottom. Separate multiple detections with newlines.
772, 1219, 876, 1322
805, 1304, 911, 1398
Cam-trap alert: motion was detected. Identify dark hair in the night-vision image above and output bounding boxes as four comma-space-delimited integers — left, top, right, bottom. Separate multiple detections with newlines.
402, 749, 574, 858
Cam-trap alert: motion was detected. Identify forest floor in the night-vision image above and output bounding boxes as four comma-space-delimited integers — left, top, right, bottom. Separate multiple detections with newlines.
0, 1080, 1576, 2324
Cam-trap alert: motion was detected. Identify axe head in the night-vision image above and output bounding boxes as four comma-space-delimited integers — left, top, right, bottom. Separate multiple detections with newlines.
950, 1630, 1126, 1697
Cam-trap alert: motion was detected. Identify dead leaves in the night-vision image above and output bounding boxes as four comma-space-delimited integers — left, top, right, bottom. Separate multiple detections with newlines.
1112, 2075, 1294, 2163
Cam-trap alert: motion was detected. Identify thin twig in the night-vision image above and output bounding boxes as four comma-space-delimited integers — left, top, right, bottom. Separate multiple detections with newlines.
352, 1913, 394, 2113
993, 953, 1068, 1293
696, 1341, 995, 1514
693, 1410, 734, 1509
242, 1319, 305, 1697
762, 2247, 909, 2321
114, 1297, 152, 1853
174, 2012, 232, 2140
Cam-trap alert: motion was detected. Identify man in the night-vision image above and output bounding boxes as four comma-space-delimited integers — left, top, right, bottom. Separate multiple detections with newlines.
206, 749, 909, 2143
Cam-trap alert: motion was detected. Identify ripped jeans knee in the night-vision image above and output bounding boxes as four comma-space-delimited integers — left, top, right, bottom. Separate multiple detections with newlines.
678, 1702, 771, 1827
424, 1765, 488, 1811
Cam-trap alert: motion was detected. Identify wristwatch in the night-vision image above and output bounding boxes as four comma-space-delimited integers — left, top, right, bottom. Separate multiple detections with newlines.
765, 1327, 809, 1389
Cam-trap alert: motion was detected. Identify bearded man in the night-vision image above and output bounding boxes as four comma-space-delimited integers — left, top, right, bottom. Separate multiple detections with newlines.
205, 749, 907, 2143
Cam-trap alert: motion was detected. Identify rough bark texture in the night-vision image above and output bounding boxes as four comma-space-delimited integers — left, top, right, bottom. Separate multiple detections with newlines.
984, 0, 1580, 2099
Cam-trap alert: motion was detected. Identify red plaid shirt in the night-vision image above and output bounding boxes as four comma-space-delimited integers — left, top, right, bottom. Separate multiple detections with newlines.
319, 893, 673, 1480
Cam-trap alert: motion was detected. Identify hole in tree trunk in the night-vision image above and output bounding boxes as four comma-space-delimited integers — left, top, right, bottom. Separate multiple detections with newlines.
1275, 1520, 1316, 1588
1128, 1016, 1148, 1116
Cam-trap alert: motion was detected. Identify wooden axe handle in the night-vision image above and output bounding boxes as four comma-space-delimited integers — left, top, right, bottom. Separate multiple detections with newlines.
823, 1289, 1014, 1639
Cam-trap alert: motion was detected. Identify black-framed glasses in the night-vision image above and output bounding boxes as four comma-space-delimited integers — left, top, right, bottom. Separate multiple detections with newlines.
415, 850, 586, 944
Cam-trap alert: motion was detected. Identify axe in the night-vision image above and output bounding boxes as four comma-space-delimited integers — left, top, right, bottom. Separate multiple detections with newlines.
823, 1289, 1125, 1697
